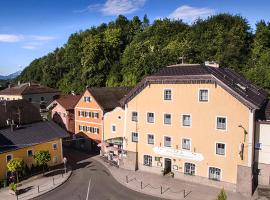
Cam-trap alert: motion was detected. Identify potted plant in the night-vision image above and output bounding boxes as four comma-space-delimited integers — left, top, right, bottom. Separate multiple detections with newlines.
9, 182, 17, 195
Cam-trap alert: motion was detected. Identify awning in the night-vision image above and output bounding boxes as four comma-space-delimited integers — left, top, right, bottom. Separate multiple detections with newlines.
106, 146, 119, 151
105, 137, 123, 145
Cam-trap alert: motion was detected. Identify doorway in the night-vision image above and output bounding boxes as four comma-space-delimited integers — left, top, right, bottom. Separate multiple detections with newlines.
164, 158, 172, 174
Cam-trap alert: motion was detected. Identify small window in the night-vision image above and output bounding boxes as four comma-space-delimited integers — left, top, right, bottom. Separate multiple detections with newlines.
84, 96, 91, 102
132, 132, 138, 142
41, 97, 44, 101
131, 112, 138, 122
94, 112, 99, 118
79, 125, 83, 131
147, 134, 154, 144
184, 163, 195, 176
164, 136, 171, 147
164, 89, 172, 100
182, 115, 191, 127
164, 113, 171, 125
28, 98, 32, 102
216, 143, 225, 155
53, 156, 58, 164
53, 143, 57, 150
143, 155, 152, 167
199, 89, 208, 102
182, 138, 191, 150
209, 167, 221, 181
6, 155, 12, 162
216, 117, 226, 130
112, 125, 116, 133
147, 112, 154, 123
27, 150, 33, 157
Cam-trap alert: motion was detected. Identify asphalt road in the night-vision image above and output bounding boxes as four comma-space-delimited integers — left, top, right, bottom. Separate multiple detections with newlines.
34, 148, 162, 200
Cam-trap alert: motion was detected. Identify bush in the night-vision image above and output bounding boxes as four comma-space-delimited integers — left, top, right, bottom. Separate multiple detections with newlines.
216, 188, 227, 200
9, 182, 17, 192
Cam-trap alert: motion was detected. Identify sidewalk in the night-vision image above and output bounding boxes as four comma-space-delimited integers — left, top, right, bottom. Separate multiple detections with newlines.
93, 156, 248, 200
0, 168, 72, 200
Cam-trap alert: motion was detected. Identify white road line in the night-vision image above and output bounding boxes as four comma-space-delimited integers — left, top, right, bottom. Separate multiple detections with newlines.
86, 178, 91, 200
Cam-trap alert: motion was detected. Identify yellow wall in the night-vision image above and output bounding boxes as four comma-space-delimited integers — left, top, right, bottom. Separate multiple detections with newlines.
0, 138, 63, 179
124, 83, 250, 184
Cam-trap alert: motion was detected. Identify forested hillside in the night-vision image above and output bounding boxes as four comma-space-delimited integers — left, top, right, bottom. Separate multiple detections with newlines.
17, 14, 270, 93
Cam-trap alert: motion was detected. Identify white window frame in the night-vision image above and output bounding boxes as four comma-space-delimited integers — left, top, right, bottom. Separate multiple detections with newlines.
163, 135, 172, 147
163, 88, 172, 101
215, 142, 226, 156
6, 154, 13, 163
143, 154, 153, 167
208, 166, 222, 181
183, 162, 196, 176
181, 138, 191, 151
147, 133, 155, 145
132, 132, 138, 143
27, 149, 33, 157
163, 113, 172, 125
181, 114, 192, 127
111, 124, 116, 133
147, 112, 155, 124
131, 111, 138, 122
198, 89, 209, 102
216, 116, 227, 131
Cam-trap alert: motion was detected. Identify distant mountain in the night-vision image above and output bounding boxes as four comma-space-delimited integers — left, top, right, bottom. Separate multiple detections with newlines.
0, 70, 22, 80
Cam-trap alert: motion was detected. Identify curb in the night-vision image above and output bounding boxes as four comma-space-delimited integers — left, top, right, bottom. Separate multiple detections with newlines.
92, 156, 179, 200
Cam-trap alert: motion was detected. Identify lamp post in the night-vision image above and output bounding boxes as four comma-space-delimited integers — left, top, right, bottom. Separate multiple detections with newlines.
63, 157, 67, 174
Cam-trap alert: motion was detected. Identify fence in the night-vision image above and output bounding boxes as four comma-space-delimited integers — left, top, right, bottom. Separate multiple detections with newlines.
125, 175, 192, 199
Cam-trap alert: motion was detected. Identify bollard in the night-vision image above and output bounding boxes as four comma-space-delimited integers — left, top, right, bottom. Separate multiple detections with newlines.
183, 189, 185, 198
126, 176, 128, 183
62, 173, 63, 178
16, 194, 18, 200
38, 185, 40, 193
161, 186, 162, 194
140, 181, 142, 190
53, 177, 55, 185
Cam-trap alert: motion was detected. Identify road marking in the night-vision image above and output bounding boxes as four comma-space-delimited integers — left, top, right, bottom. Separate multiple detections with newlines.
86, 178, 91, 200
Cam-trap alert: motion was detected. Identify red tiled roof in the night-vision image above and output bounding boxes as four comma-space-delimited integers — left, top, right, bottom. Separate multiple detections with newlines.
56, 94, 81, 110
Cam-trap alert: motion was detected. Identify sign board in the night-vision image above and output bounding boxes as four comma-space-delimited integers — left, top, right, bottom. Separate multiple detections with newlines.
153, 147, 204, 161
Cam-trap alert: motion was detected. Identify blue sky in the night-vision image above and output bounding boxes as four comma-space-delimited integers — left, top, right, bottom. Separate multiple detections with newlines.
0, 0, 269, 75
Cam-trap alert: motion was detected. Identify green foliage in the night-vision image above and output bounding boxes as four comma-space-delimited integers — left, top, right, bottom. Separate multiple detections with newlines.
34, 151, 51, 167
9, 182, 17, 192
216, 188, 227, 200
7, 159, 23, 183
16, 14, 270, 92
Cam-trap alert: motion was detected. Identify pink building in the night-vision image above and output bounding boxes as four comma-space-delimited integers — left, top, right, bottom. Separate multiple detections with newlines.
49, 94, 81, 134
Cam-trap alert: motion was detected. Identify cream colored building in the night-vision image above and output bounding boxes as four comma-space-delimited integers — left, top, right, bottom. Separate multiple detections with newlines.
103, 64, 268, 197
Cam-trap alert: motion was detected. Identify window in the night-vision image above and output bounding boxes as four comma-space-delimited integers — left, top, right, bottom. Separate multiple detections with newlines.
164, 136, 171, 147
209, 167, 221, 181
216, 117, 226, 130
84, 96, 91, 102
53, 156, 58, 164
143, 155, 152, 167
216, 143, 226, 156
112, 125, 116, 133
255, 143, 262, 150
184, 163, 195, 175
147, 112, 154, 123
41, 97, 44, 101
131, 112, 138, 122
147, 134, 154, 144
79, 125, 83, 131
27, 150, 33, 157
53, 143, 57, 150
132, 132, 138, 142
94, 112, 99, 118
182, 138, 191, 150
199, 89, 208, 102
182, 115, 191, 127
164, 89, 172, 100
6, 155, 12, 162
164, 113, 171, 125
28, 98, 32, 102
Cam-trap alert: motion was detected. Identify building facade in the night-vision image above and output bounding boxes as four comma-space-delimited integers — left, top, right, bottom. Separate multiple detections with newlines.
103, 64, 268, 197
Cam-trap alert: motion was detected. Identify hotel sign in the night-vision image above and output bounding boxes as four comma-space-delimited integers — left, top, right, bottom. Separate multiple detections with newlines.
153, 147, 204, 161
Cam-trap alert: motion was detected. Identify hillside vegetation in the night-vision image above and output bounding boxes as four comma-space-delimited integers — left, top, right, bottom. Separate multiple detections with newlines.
17, 14, 270, 93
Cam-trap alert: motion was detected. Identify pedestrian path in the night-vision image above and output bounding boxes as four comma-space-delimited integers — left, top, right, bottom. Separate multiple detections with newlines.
0, 168, 71, 200
93, 156, 248, 200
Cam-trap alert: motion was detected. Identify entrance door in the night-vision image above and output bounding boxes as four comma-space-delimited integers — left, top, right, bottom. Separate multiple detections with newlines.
164, 158, 171, 174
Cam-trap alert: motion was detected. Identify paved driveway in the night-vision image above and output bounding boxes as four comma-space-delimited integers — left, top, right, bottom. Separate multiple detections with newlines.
34, 148, 162, 200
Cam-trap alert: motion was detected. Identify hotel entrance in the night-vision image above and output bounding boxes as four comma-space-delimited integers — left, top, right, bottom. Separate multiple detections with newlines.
164, 158, 172, 174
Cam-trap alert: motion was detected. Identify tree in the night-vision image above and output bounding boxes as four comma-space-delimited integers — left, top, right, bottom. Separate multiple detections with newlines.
7, 158, 24, 183
216, 188, 227, 200
34, 151, 51, 174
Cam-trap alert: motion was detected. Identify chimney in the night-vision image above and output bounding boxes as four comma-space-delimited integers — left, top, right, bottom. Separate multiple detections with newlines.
18, 81, 20, 86
71, 91, 76, 96
205, 61, 219, 68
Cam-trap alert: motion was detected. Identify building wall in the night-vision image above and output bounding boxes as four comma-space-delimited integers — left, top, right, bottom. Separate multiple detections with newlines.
74, 90, 103, 142
124, 83, 251, 187
0, 138, 63, 180
23, 92, 59, 108
52, 103, 68, 130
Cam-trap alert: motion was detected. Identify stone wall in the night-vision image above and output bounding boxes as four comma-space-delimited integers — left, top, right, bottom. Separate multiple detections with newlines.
236, 165, 253, 197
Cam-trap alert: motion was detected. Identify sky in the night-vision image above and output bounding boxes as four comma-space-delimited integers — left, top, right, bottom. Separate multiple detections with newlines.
0, 0, 270, 75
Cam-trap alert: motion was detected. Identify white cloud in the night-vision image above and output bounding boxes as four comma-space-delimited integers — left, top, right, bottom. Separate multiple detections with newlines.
168, 5, 215, 23
21, 45, 38, 50
75, 0, 146, 15
0, 34, 24, 42
30, 35, 56, 41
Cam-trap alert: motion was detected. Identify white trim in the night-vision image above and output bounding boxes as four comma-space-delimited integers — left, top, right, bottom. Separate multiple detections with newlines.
131, 111, 139, 122
111, 124, 116, 133
27, 149, 34, 157
142, 154, 153, 167
163, 88, 173, 101
181, 137, 192, 151
6, 154, 13, 163
163, 112, 172, 126
214, 142, 226, 157
75, 107, 102, 111
147, 133, 155, 145
146, 111, 155, 124
248, 110, 255, 167
207, 166, 222, 181
75, 120, 102, 125
181, 113, 192, 128
163, 135, 172, 148
198, 88, 209, 103
215, 116, 228, 132
183, 162, 196, 176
